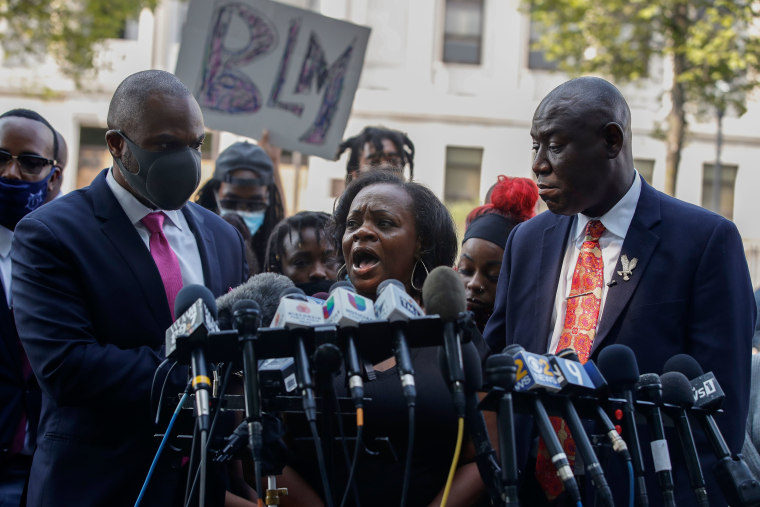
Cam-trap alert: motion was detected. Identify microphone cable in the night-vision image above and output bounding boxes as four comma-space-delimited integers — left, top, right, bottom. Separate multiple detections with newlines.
339, 408, 365, 507
135, 380, 191, 507
400, 404, 415, 507
440, 416, 465, 507
184, 361, 235, 507
628, 460, 635, 507
329, 380, 361, 507
150, 358, 169, 420
153, 360, 180, 425
310, 417, 335, 507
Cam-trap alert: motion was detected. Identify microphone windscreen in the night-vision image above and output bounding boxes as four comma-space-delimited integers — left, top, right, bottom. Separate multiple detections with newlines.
637, 372, 661, 389
503, 343, 525, 357
175, 284, 217, 318
422, 266, 466, 321
329, 280, 354, 294
663, 353, 704, 380
232, 299, 260, 315
280, 286, 306, 300
557, 348, 580, 363
660, 371, 695, 408
377, 278, 404, 296
216, 272, 294, 325
597, 344, 640, 388
636, 373, 662, 403
485, 354, 517, 390
312, 292, 329, 300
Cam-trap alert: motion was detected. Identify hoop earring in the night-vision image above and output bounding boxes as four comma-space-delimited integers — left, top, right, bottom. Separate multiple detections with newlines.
410, 258, 429, 292
337, 263, 347, 280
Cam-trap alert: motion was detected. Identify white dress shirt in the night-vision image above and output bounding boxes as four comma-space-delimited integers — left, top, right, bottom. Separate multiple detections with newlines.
105, 168, 204, 288
547, 172, 642, 353
0, 225, 12, 305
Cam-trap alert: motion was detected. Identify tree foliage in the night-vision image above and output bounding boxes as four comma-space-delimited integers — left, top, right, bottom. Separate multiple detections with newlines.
0, 0, 159, 82
525, 0, 760, 195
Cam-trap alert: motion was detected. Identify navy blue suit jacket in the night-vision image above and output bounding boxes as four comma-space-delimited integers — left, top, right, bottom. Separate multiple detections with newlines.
11, 169, 248, 506
484, 176, 756, 505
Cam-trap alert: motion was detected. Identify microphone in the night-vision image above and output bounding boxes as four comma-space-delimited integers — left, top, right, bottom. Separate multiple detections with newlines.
216, 272, 295, 330
484, 353, 519, 505
663, 355, 760, 506
375, 279, 420, 406
547, 351, 613, 507
166, 285, 219, 433
659, 371, 710, 507
422, 266, 467, 417
232, 299, 265, 494
636, 373, 676, 507
597, 344, 649, 507
505, 344, 581, 503
323, 281, 375, 409
555, 349, 631, 462
269, 287, 325, 422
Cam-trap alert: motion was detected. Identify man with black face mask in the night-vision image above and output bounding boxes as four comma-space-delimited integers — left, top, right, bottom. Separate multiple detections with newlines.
11, 70, 249, 506
0, 108, 60, 506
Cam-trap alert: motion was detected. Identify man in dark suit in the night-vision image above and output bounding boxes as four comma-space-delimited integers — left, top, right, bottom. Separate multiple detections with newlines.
0, 109, 61, 506
11, 70, 248, 506
483, 77, 755, 505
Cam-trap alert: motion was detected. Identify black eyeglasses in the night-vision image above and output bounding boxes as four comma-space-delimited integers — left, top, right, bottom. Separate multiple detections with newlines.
0, 149, 56, 176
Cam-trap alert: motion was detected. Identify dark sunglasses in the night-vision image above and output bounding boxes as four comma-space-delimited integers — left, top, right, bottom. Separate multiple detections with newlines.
0, 149, 56, 176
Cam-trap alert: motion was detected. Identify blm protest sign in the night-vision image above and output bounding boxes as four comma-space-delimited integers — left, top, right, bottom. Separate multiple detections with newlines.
176, 0, 370, 159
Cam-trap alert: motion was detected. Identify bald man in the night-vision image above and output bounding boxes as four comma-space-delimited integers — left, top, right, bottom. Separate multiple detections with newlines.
11, 71, 248, 506
484, 77, 755, 506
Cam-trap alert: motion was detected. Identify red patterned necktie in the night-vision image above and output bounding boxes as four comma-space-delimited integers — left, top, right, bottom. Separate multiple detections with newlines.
535, 219, 605, 499
141, 212, 184, 319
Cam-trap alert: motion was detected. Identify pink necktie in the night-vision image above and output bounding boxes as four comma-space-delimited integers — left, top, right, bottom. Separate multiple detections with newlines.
141, 212, 183, 319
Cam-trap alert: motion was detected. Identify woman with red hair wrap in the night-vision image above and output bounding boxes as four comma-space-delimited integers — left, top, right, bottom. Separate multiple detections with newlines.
458, 176, 539, 330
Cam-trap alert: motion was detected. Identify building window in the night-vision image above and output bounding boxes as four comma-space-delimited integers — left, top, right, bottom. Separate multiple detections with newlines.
330, 178, 345, 199
633, 158, 655, 184
527, 17, 558, 71
702, 163, 738, 220
77, 126, 111, 189
444, 146, 483, 204
443, 0, 484, 65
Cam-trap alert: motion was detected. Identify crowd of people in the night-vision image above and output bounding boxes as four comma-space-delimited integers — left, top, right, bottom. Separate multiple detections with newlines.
0, 69, 756, 507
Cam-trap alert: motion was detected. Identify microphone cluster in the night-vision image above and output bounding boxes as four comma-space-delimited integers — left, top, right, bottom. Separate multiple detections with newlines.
156, 270, 489, 507
480, 343, 760, 506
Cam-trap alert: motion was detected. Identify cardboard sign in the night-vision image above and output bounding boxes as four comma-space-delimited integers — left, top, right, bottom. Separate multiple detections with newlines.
176, 0, 370, 159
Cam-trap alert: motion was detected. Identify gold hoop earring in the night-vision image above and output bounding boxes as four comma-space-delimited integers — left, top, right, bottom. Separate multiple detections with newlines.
410, 258, 429, 292
337, 263, 347, 280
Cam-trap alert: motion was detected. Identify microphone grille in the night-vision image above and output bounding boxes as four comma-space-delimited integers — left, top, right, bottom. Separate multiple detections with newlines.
660, 371, 694, 408
422, 266, 466, 320
663, 353, 704, 380
597, 344, 640, 388
175, 284, 217, 318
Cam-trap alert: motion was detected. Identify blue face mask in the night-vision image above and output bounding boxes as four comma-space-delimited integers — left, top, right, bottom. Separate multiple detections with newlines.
0, 169, 55, 230
221, 209, 266, 236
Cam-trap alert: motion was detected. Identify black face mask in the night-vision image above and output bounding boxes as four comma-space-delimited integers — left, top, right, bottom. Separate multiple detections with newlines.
295, 279, 335, 297
113, 131, 201, 210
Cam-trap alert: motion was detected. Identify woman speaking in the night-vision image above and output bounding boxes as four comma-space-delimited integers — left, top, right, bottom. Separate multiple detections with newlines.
283, 170, 488, 507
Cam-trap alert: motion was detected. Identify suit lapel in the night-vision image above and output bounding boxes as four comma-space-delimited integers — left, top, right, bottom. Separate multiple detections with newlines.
530, 215, 574, 352
592, 179, 662, 354
91, 170, 172, 326
183, 204, 222, 296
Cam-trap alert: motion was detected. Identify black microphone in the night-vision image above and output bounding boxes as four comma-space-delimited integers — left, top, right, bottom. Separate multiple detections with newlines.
548, 350, 613, 507
556, 349, 631, 463
216, 272, 295, 330
422, 266, 467, 417
659, 371, 709, 507
232, 299, 264, 492
636, 373, 677, 507
485, 353, 519, 505
270, 286, 322, 423
505, 343, 582, 503
168, 285, 219, 433
664, 355, 760, 506
323, 281, 374, 409
597, 344, 649, 507
375, 279, 420, 406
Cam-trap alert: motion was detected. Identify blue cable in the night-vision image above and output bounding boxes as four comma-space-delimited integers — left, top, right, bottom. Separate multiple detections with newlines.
627, 460, 635, 507
577, 502, 583, 507
135, 390, 189, 507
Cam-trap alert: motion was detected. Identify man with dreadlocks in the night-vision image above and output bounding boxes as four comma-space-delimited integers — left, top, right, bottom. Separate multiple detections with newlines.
264, 211, 340, 295
337, 126, 415, 184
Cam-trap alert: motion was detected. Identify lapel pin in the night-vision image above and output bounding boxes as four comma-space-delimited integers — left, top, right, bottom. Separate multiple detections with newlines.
617, 254, 638, 281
